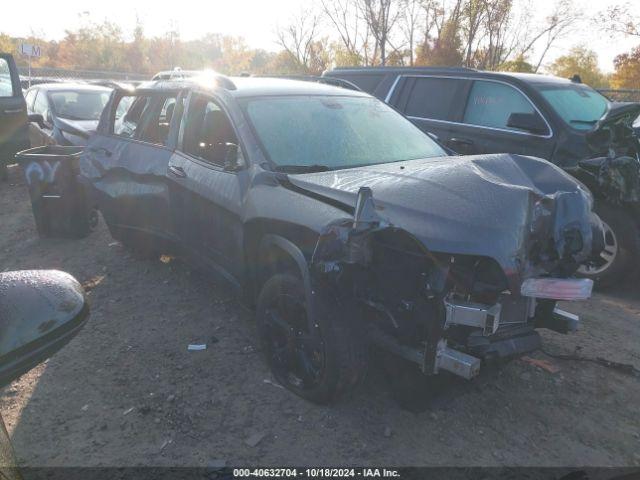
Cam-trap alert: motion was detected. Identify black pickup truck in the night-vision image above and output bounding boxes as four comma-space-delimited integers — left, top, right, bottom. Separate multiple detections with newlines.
0, 53, 29, 181
325, 67, 640, 287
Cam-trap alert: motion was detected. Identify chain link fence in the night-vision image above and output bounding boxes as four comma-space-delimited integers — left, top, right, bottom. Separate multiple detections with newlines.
598, 89, 640, 103
17, 66, 148, 88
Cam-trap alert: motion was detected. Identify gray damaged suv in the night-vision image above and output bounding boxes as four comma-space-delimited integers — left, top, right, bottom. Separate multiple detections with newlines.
42, 74, 604, 403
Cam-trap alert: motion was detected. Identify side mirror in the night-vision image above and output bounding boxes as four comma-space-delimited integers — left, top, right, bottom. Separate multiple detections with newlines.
507, 112, 548, 135
28, 113, 45, 129
0, 270, 89, 387
223, 143, 245, 172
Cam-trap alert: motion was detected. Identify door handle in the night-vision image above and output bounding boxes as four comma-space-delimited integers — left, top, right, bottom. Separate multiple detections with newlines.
168, 165, 186, 178
89, 147, 112, 157
449, 137, 474, 146
3, 108, 23, 114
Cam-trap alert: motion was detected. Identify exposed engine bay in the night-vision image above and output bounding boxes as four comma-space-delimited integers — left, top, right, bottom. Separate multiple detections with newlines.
310, 186, 602, 380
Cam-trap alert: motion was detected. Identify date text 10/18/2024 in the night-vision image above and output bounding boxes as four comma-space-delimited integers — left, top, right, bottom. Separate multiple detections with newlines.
233, 468, 401, 478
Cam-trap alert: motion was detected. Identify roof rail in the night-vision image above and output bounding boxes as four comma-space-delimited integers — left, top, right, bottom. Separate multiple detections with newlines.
254, 74, 361, 92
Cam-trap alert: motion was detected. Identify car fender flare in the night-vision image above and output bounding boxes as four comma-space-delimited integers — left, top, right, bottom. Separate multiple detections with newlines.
258, 234, 315, 326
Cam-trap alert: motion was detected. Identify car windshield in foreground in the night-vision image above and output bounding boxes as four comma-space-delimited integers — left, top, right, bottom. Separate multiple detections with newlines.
49, 90, 110, 121
535, 83, 609, 130
240, 95, 447, 171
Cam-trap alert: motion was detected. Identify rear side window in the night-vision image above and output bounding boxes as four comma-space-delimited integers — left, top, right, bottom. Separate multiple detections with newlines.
137, 95, 179, 146
182, 95, 238, 167
113, 95, 150, 138
463, 81, 537, 131
404, 77, 468, 121
0, 58, 16, 97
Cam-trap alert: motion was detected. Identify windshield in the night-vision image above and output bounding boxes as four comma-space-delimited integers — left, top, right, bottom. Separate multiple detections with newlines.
535, 84, 609, 130
240, 95, 447, 171
49, 90, 110, 121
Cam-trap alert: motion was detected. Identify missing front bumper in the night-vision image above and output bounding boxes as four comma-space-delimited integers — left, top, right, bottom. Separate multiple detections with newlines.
370, 294, 578, 381
370, 327, 541, 381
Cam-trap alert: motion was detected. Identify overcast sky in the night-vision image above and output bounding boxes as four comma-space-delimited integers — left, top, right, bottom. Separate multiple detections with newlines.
2, 0, 640, 72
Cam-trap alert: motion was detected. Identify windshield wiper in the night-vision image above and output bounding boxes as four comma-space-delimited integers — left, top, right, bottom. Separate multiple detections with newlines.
274, 164, 332, 173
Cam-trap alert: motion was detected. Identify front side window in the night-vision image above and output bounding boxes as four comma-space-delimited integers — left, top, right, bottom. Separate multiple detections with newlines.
240, 95, 447, 171
182, 96, 238, 167
49, 90, 110, 121
535, 84, 609, 130
0, 58, 15, 98
113, 95, 150, 138
463, 81, 538, 132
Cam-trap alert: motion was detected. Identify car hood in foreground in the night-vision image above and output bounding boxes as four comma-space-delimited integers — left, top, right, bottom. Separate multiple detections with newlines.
287, 154, 594, 282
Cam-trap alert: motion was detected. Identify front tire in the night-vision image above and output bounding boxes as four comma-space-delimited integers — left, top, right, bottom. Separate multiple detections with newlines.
578, 203, 640, 287
256, 273, 368, 404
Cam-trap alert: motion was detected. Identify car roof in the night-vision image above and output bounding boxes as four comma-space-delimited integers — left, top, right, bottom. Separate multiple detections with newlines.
328, 66, 579, 87
134, 75, 371, 98
27, 82, 113, 93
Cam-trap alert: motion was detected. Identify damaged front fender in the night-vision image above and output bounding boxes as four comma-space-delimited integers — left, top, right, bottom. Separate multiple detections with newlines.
308, 185, 595, 381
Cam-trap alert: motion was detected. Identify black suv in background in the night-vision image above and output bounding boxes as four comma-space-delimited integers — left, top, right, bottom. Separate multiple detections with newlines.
325, 67, 640, 286
0, 53, 29, 181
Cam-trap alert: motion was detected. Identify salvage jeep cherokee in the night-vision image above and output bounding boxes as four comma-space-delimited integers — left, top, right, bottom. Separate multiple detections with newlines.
77, 74, 603, 403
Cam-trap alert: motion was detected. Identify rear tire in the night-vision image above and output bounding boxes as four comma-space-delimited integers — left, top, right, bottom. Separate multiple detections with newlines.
69, 205, 100, 239
578, 203, 640, 288
256, 273, 368, 404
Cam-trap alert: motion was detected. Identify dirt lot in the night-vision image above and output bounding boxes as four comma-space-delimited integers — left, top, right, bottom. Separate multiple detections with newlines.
0, 163, 639, 467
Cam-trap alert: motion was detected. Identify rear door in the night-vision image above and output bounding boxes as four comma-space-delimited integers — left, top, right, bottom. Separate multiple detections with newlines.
451, 79, 556, 157
85, 91, 179, 243
392, 76, 472, 148
0, 54, 28, 162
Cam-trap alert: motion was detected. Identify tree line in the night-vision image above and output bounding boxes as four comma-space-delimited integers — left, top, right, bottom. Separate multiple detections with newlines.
1, 1, 640, 89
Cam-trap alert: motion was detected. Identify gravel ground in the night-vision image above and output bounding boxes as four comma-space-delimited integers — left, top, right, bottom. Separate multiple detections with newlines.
1, 163, 639, 467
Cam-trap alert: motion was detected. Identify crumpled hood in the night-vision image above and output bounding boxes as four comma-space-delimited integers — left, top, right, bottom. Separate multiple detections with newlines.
289, 154, 594, 283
